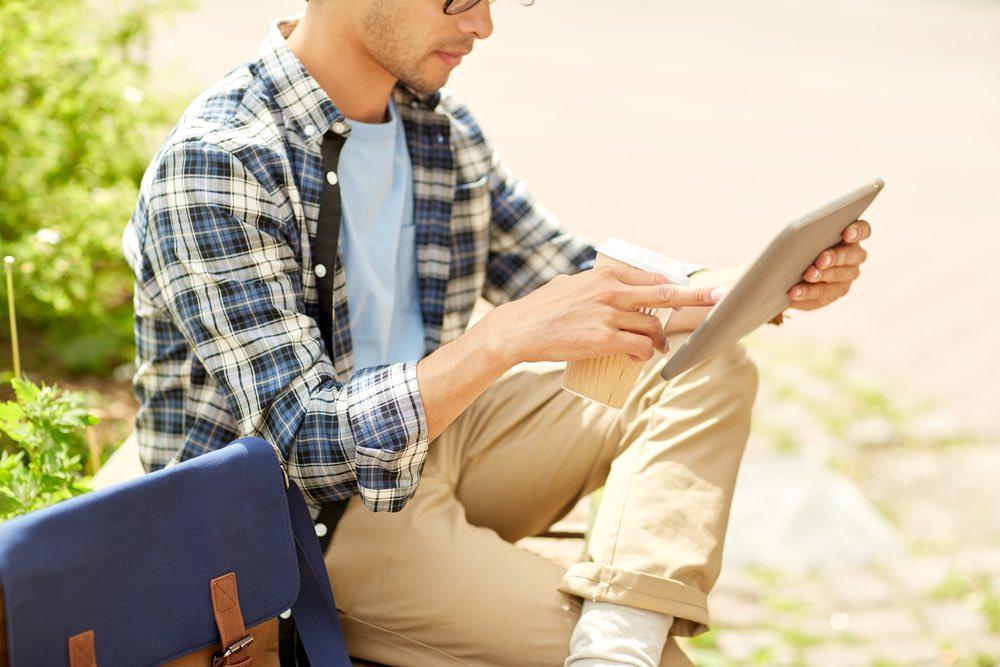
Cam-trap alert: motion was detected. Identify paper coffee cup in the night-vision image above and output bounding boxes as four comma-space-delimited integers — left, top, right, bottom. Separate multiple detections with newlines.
561, 238, 690, 409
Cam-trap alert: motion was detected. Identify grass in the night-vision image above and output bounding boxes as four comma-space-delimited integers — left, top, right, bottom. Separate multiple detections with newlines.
763, 593, 811, 616
775, 627, 822, 650
745, 334, 976, 458
980, 593, 1000, 634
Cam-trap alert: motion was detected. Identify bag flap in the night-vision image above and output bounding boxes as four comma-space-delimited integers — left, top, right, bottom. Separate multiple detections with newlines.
0, 437, 299, 666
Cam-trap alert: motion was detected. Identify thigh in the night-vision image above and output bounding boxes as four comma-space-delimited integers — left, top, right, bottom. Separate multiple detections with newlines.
437, 360, 623, 542
327, 473, 582, 667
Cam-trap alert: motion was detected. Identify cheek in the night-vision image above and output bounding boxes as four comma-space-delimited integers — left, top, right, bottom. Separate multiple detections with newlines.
362, 1, 418, 58
400, 3, 445, 51
397, 26, 437, 71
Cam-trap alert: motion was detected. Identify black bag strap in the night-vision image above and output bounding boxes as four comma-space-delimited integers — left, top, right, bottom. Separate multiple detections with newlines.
315, 127, 346, 359
314, 127, 352, 549
280, 127, 354, 666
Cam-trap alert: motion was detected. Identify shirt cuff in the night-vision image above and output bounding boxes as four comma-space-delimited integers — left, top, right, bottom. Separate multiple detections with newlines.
339, 360, 430, 512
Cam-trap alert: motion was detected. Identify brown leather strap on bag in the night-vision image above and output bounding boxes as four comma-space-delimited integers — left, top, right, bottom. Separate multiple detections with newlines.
67, 630, 96, 667
210, 572, 254, 667
35, 572, 256, 667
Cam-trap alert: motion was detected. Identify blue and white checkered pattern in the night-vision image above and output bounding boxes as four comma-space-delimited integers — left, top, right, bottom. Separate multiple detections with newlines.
123, 18, 597, 511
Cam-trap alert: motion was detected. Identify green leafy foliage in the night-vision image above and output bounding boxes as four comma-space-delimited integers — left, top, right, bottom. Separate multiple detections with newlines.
0, 0, 182, 373
0, 377, 99, 521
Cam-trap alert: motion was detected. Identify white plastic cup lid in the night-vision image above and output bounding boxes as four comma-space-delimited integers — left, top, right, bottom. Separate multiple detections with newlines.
595, 237, 690, 284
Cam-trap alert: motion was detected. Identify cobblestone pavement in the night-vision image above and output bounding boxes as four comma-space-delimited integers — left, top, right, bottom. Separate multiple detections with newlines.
520, 335, 999, 666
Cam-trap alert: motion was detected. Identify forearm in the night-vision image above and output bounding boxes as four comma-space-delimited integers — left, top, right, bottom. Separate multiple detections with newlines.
414, 264, 726, 432
415, 307, 515, 443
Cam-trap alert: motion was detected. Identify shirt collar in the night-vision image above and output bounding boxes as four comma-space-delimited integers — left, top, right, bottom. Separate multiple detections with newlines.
257, 16, 442, 145
392, 84, 442, 113
257, 16, 343, 145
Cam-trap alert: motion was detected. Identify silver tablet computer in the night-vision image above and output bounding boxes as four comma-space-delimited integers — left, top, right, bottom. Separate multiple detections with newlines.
659, 178, 884, 381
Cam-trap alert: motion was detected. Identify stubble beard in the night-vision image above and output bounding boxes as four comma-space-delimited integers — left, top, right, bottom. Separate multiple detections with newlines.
361, 0, 451, 95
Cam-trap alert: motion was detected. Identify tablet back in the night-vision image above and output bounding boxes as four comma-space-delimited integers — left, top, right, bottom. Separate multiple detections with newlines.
660, 179, 884, 381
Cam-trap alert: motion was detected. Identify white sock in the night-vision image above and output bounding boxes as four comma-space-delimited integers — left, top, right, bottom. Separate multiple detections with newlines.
565, 600, 674, 667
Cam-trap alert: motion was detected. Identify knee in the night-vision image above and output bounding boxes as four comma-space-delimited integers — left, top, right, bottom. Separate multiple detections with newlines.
724, 343, 760, 421
635, 339, 760, 417
689, 340, 759, 401
729, 342, 760, 403
686, 342, 759, 451
678, 342, 760, 440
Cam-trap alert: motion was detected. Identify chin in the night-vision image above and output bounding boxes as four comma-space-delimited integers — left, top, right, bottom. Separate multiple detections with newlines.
395, 60, 451, 96
410, 76, 450, 95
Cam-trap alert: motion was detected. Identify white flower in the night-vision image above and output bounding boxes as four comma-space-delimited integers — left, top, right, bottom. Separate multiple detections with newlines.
829, 612, 850, 631
36, 228, 62, 245
122, 86, 144, 105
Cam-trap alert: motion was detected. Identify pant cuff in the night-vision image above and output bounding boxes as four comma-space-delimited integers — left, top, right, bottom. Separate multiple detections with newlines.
558, 562, 710, 638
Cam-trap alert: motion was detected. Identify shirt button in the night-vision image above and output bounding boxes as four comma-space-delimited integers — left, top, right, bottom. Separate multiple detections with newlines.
410, 100, 419, 109
279, 609, 292, 620
315, 263, 327, 278
303, 124, 317, 137
314, 522, 328, 538
436, 135, 445, 144
332, 120, 348, 135
326, 170, 338, 186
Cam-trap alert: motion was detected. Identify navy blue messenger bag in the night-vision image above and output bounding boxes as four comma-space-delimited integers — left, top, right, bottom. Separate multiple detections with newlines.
0, 437, 351, 667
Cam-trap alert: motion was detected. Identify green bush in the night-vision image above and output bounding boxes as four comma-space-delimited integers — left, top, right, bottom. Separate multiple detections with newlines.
0, 0, 181, 373
0, 377, 98, 522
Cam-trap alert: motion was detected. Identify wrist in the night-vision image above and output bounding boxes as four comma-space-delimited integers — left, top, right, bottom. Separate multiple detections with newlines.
472, 306, 521, 370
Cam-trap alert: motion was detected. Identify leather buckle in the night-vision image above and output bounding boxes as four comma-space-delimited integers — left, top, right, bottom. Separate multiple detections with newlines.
211, 633, 254, 666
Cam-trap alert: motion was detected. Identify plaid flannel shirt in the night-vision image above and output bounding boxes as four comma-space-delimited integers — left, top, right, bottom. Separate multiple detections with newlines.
123, 18, 597, 511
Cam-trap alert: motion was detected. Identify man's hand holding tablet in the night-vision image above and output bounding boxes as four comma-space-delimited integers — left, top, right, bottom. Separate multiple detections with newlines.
661, 179, 883, 381
790, 217, 872, 310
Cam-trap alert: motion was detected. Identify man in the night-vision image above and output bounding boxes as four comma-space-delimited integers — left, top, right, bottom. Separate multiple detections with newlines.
123, 0, 871, 664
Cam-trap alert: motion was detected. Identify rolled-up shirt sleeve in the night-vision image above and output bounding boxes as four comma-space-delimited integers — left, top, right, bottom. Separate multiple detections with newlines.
141, 139, 429, 511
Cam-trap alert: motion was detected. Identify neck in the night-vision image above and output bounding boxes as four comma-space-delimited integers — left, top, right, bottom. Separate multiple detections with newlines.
285, 6, 395, 123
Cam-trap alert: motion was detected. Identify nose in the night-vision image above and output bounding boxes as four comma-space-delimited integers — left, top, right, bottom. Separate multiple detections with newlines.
455, 0, 493, 40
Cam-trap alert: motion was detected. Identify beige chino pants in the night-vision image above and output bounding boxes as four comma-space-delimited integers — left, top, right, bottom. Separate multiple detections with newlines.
326, 330, 759, 666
